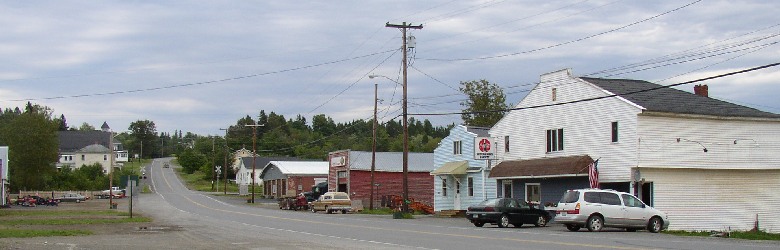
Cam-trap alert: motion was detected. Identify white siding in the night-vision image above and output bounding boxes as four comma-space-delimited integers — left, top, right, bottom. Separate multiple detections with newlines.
433, 125, 497, 211
490, 69, 641, 182
642, 168, 780, 233
638, 115, 780, 169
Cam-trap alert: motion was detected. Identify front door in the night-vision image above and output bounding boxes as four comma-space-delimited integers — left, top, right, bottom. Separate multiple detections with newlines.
454, 177, 462, 210
503, 181, 512, 198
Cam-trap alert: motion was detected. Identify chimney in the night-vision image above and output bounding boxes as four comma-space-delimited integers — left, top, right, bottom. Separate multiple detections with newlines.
693, 84, 708, 97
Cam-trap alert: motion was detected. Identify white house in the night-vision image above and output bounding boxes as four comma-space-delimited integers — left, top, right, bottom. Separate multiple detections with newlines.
234, 156, 304, 186
57, 129, 128, 174
431, 125, 497, 211
489, 68, 780, 232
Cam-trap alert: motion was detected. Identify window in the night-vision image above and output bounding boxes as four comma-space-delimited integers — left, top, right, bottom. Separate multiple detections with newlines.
104, 155, 107, 161
337, 171, 347, 178
468, 177, 474, 196
546, 129, 564, 152
526, 183, 540, 203
552, 88, 557, 101
504, 136, 510, 152
611, 121, 619, 143
622, 194, 644, 208
442, 178, 448, 197
600, 192, 622, 206
456, 180, 461, 194
81, 155, 85, 161
453, 140, 462, 155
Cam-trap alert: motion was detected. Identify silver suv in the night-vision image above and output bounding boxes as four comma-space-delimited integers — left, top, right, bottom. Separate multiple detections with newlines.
555, 189, 669, 233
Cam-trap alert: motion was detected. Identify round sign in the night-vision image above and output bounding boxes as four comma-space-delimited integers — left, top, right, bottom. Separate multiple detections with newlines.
479, 138, 491, 152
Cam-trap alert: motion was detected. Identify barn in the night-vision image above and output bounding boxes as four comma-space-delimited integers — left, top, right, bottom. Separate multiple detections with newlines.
327, 150, 434, 209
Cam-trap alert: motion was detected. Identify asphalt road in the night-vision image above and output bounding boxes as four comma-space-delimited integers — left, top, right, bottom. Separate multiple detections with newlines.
29, 157, 768, 250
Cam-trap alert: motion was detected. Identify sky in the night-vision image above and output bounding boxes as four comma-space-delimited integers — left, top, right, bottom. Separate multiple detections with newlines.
1, 0, 779, 136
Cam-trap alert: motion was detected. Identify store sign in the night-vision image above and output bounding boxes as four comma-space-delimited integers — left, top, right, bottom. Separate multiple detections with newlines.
330, 156, 346, 167
474, 137, 497, 160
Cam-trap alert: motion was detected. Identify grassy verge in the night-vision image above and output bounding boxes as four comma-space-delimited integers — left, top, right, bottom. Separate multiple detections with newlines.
664, 230, 780, 241
175, 168, 253, 194
0, 229, 92, 238
0, 208, 151, 238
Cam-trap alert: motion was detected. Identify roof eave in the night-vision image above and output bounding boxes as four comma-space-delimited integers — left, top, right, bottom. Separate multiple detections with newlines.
639, 111, 780, 122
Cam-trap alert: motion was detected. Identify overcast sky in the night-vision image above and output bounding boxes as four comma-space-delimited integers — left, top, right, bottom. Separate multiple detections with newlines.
2, 0, 779, 136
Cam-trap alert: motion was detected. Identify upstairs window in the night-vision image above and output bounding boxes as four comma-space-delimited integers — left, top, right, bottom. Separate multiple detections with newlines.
453, 140, 462, 155
611, 121, 619, 143
546, 128, 564, 153
552, 88, 558, 101
504, 136, 510, 152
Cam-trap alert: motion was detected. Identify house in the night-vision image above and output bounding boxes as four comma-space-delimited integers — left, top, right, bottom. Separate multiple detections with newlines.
0, 146, 8, 206
431, 125, 497, 211
234, 156, 301, 186
57, 124, 128, 173
259, 161, 328, 198
327, 150, 434, 208
489, 68, 780, 232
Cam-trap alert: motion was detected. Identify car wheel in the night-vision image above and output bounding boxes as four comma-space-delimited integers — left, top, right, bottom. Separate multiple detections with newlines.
587, 215, 604, 232
326, 206, 332, 214
310, 206, 316, 213
648, 217, 663, 233
566, 224, 581, 231
497, 214, 510, 228
534, 216, 547, 227
473, 222, 484, 227
341, 210, 347, 214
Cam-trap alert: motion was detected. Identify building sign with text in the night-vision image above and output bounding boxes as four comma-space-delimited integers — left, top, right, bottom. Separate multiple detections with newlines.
474, 137, 497, 160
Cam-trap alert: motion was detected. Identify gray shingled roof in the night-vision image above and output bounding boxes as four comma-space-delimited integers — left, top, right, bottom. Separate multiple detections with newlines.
58, 131, 111, 152
581, 77, 780, 119
466, 126, 490, 136
348, 151, 434, 172
240, 156, 304, 170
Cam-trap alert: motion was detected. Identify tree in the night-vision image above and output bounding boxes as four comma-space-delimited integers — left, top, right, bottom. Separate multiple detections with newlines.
0, 103, 59, 191
78, 122, 95, 131
459, 79, 508, 127
128, 120, 158, 158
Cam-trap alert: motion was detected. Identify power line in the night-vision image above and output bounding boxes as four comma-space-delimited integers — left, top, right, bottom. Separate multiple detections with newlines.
419, 0, 701, 62
3, 49, 396, 103
409, 62, 780, 116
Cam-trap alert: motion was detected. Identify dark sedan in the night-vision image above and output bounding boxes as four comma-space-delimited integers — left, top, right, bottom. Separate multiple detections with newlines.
466, 198, 552, 228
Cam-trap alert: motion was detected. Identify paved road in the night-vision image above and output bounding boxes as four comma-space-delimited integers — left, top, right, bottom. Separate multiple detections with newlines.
131, 158, 780, 250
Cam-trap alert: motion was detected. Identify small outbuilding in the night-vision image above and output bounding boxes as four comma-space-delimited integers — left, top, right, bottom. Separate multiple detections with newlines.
260, 161, 329, 199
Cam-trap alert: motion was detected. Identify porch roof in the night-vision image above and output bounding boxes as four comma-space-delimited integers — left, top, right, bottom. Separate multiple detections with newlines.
489, 155, 593, 179
430, 160, 468, 176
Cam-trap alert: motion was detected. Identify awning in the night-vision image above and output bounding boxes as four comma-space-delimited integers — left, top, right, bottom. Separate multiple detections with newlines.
430, 160, 469, 176
489, 155, 594, 179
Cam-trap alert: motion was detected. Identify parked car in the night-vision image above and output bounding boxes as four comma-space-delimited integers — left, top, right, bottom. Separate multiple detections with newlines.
554, 188, 669, 233
466, 198, 552, 228
309, 192, 351, 214
59, 193, 87, 203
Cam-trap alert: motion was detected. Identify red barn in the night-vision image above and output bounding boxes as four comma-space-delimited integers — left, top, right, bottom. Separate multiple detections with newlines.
328, 150, 434, 208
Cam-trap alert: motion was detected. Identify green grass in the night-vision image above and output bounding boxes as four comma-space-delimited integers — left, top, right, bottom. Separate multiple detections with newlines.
0, 210, 122, 217
0, 217, 151, 226
0, 229, 92, 238
664, 230, 780, 241
359, 208, 395, 215
175, 168, 256, 194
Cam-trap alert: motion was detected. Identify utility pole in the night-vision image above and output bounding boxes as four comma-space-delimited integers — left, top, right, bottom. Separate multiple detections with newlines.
220, 128, 229, 195
211, 136, 216, 191
370, 82, 378, 210
385, 22, 422, 213
245, 121, 264, 203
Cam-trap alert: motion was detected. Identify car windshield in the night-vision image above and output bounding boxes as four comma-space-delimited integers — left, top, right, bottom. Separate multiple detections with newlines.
560, 191, 580, 203
478, 198, 500, 206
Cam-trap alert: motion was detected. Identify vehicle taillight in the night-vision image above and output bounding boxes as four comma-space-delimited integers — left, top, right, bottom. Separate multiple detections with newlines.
570, 203, 580, 214
484, 207, 494, 212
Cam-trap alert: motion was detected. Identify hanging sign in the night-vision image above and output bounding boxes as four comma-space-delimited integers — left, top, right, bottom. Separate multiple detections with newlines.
474, 137, 497, 160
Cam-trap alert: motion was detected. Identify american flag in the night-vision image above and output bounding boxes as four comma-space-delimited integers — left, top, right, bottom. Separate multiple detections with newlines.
589, 159, 600, 189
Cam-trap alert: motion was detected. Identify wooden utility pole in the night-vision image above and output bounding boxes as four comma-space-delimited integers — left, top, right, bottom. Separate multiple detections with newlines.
245, 122, 264, 203
385, 22, 422, 213
370, 83, 378, 210
220, 128, 229, 195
